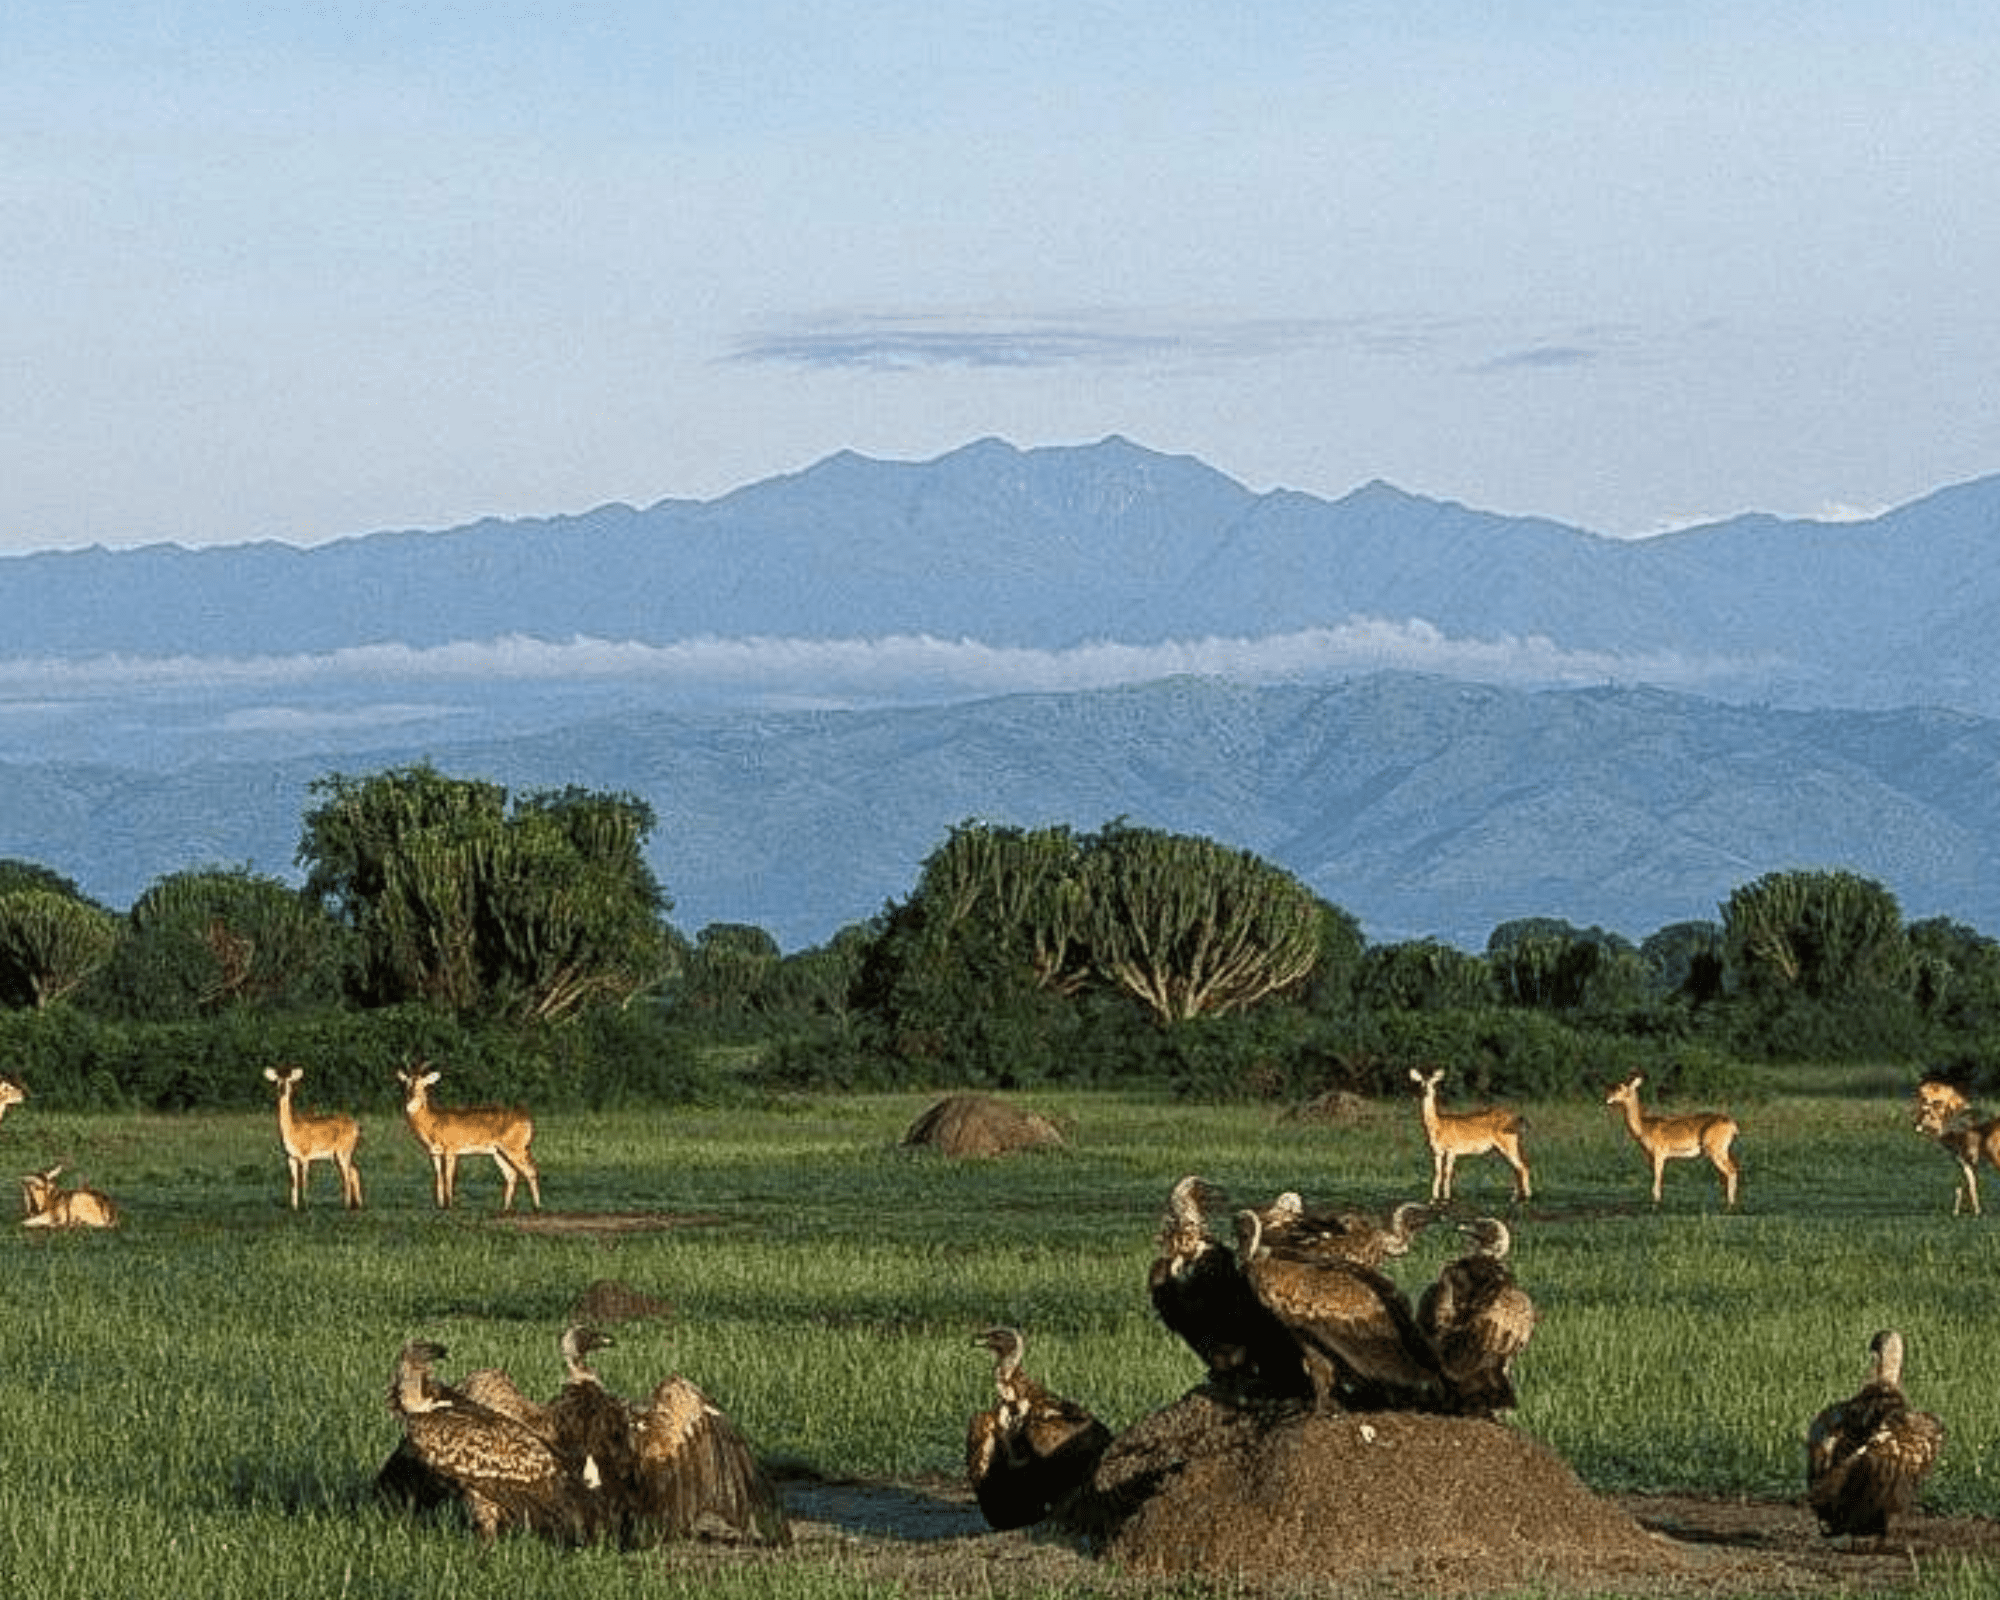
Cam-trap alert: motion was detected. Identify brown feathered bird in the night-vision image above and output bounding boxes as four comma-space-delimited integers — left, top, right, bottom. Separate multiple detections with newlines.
1806, 1329, 1946, 1541
625, 1360, 791, 1546
965, 1326, 1113, 1530
1147, 1176, 1312, 1400
1235, 1208, 1445, 1412
549, 1325, 640, 1500
385, 1340, 599, 1544
1261, 1193, 1435, 1270
1417, 1216, 1537, 1415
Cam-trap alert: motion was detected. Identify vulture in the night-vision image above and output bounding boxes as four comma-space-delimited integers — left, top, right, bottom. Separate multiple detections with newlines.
626, 1362, 792, 1546
549, 1325, 640, 1500
965, 1326, 1113, 1531
457, 1365, 556, 1443
385, 1340, 598, 1545
1806, 1329, 1946, 1541
1417, 1216, 1537, 1415
1234, 1207, 1445, 1412
1261, 1193, 1435, 1270
1147, 1176, 1312, 1400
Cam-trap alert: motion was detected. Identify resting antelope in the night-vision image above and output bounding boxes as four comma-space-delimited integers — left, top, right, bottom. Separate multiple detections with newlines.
0, 1075, 24, 1125
20, 1164, 119, 1229
264, 1065, 363, 1210
1409, 1068, 1532, 1203
397, 1064, 541, 1211
1911, 1079, 1999, 1216
1604, 1072, 1740, 1207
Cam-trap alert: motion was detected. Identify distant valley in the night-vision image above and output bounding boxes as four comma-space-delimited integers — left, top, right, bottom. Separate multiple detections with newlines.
3, 438, 1999, 948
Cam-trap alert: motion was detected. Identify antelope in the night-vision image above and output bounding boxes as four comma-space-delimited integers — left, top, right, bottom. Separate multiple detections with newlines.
1604, 1072, 1740, 1207
1409, 1068, 1532, 1203
397, 1063, 541, 1211
1911, 1079, 2000, 1216
0, 1075, 24, 1124
263, 1065, 363, 1210
19, 1164, 119, 1229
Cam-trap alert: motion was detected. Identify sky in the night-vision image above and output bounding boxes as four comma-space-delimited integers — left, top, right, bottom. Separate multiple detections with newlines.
5, 2, 2000, 555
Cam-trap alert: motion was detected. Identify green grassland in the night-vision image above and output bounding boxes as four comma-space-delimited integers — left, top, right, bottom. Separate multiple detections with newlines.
2, 1078, 1997, 1598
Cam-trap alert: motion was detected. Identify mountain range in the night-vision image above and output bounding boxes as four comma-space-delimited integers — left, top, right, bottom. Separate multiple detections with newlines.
3, 437, 1999, 948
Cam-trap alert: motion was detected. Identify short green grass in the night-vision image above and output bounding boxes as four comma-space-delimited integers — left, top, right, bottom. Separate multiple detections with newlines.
0, 1084, 1993, 1598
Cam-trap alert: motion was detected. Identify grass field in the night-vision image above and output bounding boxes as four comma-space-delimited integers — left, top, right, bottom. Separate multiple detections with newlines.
2, 1073, 1996, 1598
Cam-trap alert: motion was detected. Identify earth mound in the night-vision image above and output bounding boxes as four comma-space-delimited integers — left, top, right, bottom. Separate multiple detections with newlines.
901, 1094, 1065, 1158
569, 1277, 674, 1324
1055, 1389, 1679, 1592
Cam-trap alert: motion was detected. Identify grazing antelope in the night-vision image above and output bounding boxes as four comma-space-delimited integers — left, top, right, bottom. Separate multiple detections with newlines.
1911, 1080, 1999, 1216
1604, 1072, 1740, 1208
397, 1063, 541, 1211
19, 1164, 119, 1229
0, 1075, 24, 1125
1409, 1068, 1532, 1203
264, 1065, 363, 1210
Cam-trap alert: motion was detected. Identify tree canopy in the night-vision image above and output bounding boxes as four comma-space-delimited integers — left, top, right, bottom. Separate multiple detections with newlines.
296, 765, 674, 1021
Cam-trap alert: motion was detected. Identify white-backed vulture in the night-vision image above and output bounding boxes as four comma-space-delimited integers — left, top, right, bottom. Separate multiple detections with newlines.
548, 1324, 642, 1503
1806, 1329, 1945, 1541
1146, 1176, 1312, 1400
385, 1340, 598, 1545
1417, 1216, 1537, 1415
965, 1326, 1113, 1530
1262, 1194, 1435, 1270
627, 1365, 791, 1545
1234, 1208, 1445, 1412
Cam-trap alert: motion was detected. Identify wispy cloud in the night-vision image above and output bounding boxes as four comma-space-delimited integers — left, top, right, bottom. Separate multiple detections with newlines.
0, 624, 1764, 711
218, 703, 464, 732
729, 308, 1457, 372
1472, 343, 1602, 374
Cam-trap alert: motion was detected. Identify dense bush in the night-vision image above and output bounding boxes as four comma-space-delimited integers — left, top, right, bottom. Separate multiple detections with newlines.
0, 1001, 725, 1113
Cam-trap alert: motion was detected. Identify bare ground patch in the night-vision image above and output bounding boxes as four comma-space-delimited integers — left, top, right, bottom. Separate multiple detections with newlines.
622, 1471, 1999, 1597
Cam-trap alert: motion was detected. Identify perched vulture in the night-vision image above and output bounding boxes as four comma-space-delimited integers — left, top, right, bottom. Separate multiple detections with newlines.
965, 1326, 1113, 1530
1807, 1329, 1945, 1541
1417, 1216, 1537, 1415
1260, 1193, 1435, 1270
1147, 1176, 1312, 1401
1234, 1208, 1445, 1412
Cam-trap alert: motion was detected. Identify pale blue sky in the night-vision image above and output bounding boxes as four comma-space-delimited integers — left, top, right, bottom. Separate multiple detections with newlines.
5, 2, 1998, 551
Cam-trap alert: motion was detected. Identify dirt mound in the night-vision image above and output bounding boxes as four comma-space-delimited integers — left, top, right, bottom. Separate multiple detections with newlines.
569, 1278, 675, 1324
1055, 1390, 1677, 1592
1284, 1088, 1372, 1125
901, 1094, 1065, 1158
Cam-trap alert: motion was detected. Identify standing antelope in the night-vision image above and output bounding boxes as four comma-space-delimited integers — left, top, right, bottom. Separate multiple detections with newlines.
1409, 1068, 1532, 1203
1604, 1072, 1740, 1208
1911, 1079, 1999, 1216
0, 1075, 24, 1125
397, 1064, 542, 1211
20, 1164, 119, 1229
263, 1065, 363, 1210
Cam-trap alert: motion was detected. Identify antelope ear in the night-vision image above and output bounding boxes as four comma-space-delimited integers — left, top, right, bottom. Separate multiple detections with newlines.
264, 1068, 279, 1082
421, 1071, 440, 1087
